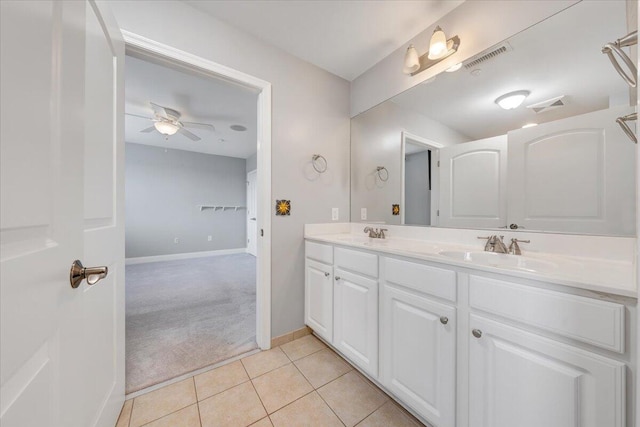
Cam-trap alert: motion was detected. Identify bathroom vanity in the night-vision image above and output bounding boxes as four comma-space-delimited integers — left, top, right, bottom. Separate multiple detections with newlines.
304, 223, 637, 427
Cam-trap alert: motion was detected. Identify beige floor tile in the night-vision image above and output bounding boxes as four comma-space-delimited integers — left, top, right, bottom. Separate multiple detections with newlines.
318, 371, 388, 427
195, 360, 249, 401
130, 379, 197, 427
199, 381, 267, 427
143, 404, 201, 427
242, 347, 290, 378
116, 399, 133, 427
252, 364, 314, 414
249, 417, 274, 427
294, 348, 352, 388
280, 335, 326, 361
270, 391, 343, 427
356, 401, 422, 427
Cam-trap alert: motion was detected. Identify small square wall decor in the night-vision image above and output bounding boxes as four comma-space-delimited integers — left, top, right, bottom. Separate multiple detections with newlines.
276, 200, 291, 216
392, 204, 400, 215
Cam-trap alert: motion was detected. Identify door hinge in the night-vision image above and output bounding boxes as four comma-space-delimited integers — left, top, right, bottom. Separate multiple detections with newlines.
437, 161, 440, 167
437, 210, 440, 216
260, 229, 264, 237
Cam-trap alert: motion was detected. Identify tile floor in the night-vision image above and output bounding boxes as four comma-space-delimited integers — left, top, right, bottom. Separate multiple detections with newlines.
115, 334, 424, 427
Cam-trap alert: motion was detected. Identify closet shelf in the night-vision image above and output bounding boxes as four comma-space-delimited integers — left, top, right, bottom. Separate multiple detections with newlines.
198, 205, 246, 212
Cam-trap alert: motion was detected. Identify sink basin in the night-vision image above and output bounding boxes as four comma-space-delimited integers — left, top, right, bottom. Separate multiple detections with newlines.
438, 250, 557, 273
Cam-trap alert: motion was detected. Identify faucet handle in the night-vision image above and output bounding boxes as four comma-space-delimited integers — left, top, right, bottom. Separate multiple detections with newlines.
477, 236, 492, 240
508, 238, 530, 255
379, 228, 388, 239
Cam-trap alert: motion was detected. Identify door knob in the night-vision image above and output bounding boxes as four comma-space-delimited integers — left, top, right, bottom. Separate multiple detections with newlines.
324, 272, 330, 277
335, 276, 341, 281
440, 316, 449, 325
70, 260, 108, 288
472, 329, 483, 338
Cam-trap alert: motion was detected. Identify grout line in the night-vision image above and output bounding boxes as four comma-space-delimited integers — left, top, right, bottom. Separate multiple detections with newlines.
196, 400, 203, 427
314, 389, 346, 427
137, 403, 197, 427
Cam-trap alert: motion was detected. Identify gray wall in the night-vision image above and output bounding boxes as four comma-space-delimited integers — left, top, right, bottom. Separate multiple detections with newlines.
125, 143, 247, 258
246, 153, 257, 173
405, 151, 431, 226
112, 1, 351, 337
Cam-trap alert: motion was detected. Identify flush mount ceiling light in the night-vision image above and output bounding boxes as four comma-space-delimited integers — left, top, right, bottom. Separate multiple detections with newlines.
154, 121, 179, 136
403, 25, 460, 76
495, 90, 530, 110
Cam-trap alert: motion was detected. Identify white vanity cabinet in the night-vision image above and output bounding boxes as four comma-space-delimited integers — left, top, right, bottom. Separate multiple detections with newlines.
468, 314, 626, 427
304, 241, 334, 342
380, 257, 457, 427
333, 247, 379, 377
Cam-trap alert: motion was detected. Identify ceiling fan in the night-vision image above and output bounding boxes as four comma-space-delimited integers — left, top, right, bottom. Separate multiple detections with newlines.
125, 102, 215, 141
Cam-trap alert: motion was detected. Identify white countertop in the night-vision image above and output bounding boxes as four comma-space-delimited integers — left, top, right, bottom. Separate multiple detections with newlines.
305, 230, 637, 298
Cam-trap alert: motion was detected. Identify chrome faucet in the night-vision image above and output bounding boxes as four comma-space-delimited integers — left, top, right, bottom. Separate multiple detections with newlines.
363, 227, 388, 239
478, 235, 508, 253
508, 238, 530, 255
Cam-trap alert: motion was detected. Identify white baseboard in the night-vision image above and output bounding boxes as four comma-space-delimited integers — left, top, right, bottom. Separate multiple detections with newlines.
125, 248, 248, 265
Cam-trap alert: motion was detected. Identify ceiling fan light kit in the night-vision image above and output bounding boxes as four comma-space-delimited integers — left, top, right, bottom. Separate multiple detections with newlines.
125, 101, 215, 141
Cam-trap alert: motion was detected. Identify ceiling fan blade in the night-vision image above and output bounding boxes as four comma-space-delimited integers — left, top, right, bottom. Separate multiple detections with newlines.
140, 126, 156, 133
178, 127, 201, 141
150, 102, 169, 120
182, 121, 215, 131
126, 112, 153, 120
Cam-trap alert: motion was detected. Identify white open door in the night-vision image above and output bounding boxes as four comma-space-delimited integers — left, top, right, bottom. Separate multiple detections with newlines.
507, 105, 636, 235
438, 135, 508, 229
1, 2, 125, 427
247, 170, 257, 256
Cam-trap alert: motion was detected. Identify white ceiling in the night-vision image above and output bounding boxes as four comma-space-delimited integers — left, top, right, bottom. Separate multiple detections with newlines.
184, 0, 465, 81
125, 54, 258, 158
391, 0, 630, 141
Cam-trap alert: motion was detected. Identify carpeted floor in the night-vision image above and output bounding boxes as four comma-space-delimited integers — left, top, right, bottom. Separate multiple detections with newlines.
125, 253, 257, 393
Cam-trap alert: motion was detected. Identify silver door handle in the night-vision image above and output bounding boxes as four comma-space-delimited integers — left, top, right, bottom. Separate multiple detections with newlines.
472, 329, 482, 338
335, 276, 341, 281
440, 316, 449, 325
70, 260, 108, 288
324, 272, 330, 277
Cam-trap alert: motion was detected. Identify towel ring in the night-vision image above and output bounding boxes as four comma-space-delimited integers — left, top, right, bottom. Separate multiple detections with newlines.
602, 31, 638, 88
376, 166, 389, 182
616, 112, 637, 144
312, 154, 328, 173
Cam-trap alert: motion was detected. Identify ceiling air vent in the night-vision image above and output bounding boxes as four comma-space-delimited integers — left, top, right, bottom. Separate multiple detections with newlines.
464, 43, 513, 70
526, 95, 566, 114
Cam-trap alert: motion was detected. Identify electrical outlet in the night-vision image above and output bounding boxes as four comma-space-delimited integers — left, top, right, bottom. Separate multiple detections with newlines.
207, 235, 212, 241
332, 208, 339, 221
174, 237, 179, 244
361, 208, 367, 220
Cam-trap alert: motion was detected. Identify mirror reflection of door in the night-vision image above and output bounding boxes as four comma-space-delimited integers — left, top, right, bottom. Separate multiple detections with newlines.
401, 132, 442, 226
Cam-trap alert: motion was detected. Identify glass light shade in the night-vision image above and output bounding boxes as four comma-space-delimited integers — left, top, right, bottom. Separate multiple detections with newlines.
154, 121, 179, 135
428, 26, 447, 60
445, 62, 462, 72
403, 45, 420, 74
495, 90, 530, 110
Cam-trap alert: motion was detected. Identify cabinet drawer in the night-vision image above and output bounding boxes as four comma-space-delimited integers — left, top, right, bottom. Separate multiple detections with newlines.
469, 275, 625, 353
383, 257, 456, 302
334, 247, 378, 278
305, 240, 333, 264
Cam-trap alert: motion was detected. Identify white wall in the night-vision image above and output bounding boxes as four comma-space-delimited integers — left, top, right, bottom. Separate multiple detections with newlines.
125, 143, 247, 258
110, 1, 351, 337
350, 0, 578, 117
351, 101, 469, 224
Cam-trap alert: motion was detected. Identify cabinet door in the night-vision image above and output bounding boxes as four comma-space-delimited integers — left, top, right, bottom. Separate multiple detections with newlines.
305, 259, 333, 343
334, 269, 378, 377
469, 315, 625, 427
380, 283, 456, 427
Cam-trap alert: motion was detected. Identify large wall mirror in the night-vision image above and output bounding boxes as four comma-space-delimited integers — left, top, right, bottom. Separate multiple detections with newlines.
350, 0, 637, 236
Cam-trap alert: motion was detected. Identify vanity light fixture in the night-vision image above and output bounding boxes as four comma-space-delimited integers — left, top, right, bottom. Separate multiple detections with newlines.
403, 26, 460, 76
522, 123, 538, 129
495, 90, 530, 110
154, 121, 179, 136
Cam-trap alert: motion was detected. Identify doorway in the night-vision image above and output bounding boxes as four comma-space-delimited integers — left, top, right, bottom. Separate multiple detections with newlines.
401, 131, 443, 226
122, 34, 272, 394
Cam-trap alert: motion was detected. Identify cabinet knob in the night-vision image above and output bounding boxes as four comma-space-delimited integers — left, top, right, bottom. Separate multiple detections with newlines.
335, 276, 341, 281
472, 329, 482, 338
440, 316, 449, 325
324, 272, 330, 277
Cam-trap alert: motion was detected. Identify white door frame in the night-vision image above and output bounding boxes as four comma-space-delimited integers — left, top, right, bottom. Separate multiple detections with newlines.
246, 169, 257, 257
121, 31, 272, 349
400, 131, 443, 226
